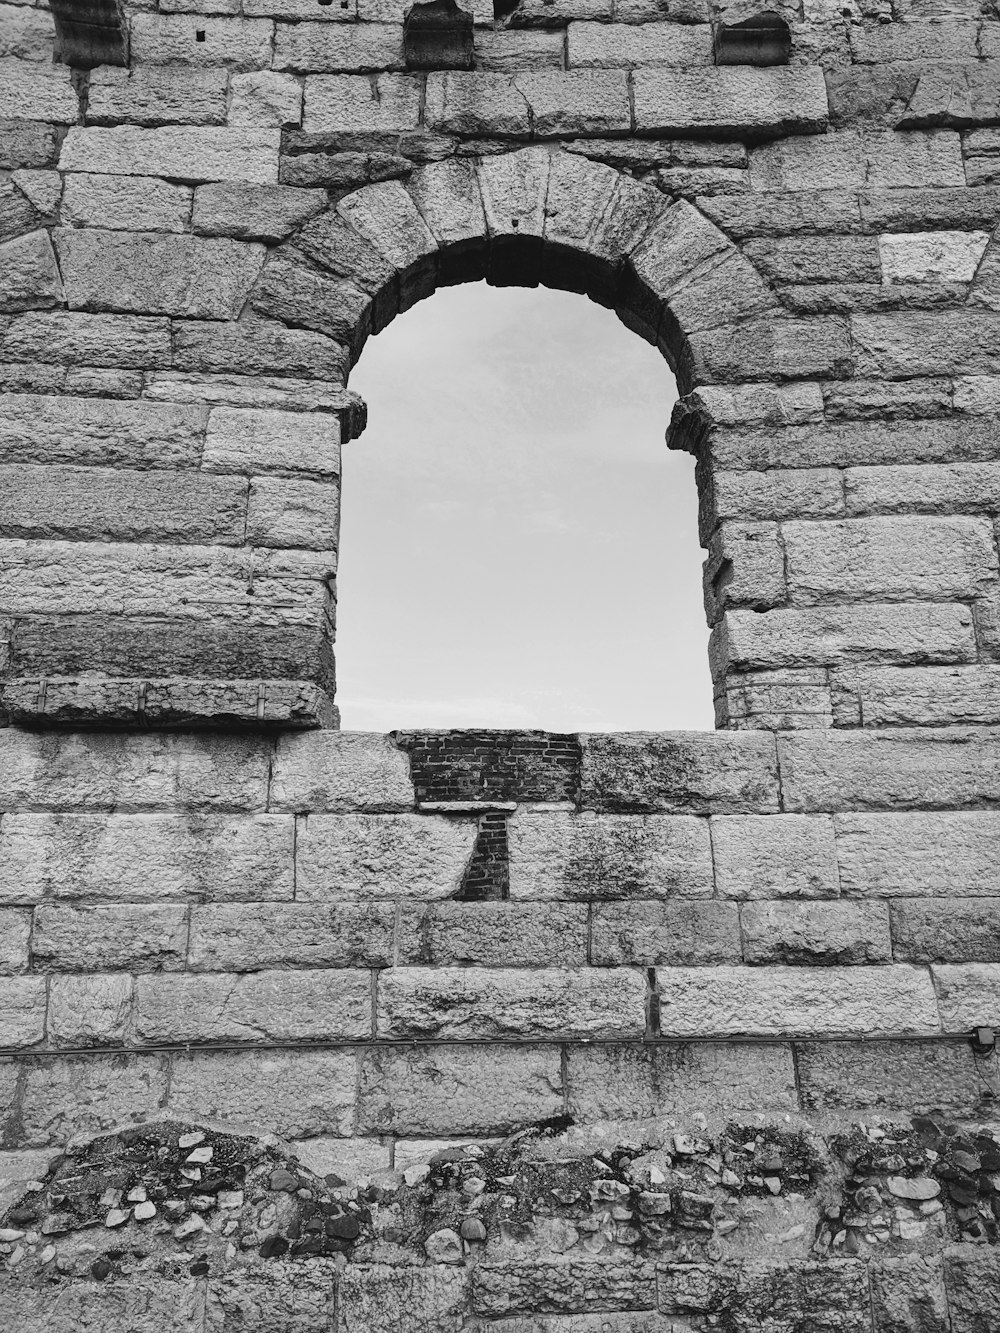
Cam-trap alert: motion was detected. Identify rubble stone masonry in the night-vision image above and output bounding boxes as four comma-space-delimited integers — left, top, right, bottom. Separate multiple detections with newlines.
4, 0, 1000, 1327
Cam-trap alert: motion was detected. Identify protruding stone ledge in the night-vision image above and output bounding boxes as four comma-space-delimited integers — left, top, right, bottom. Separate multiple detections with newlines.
0, 677, 338, 730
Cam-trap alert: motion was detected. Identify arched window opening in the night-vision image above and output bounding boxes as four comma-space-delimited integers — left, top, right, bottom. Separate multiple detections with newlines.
335, 283, 712, 733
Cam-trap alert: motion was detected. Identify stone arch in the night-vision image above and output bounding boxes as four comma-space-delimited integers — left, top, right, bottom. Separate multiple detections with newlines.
227, 147, 784, 727
247, 146, 781, 398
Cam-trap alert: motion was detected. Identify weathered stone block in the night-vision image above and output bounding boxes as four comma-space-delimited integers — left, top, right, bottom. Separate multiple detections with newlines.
688, 315, 852, 384
0, 229, 62, 313
0, 813, 291, 907
710, 467, 843, 524
136, 969, 372, 1043
203, 406, 341, 478
507, 811, 713, 900
206, 1264, 337, 1333
177, 318, 344, 381
55, 229, 266, 320
246, 475, 340, 550
779, 729, 1000, 812
568, 20, 712, 68
377, 966, 647, 1040
741, 901, 891, 965
340, 1265, 468, 1333
836, 812, 1000, 897
475, 29, 564, 72
59, 126, 281, 184
566, 1041, 797, 1119
47, 973, 133, 1047
0, 463, 247, 544
425, 72, 531, 137
357, 1043, 563, 1134
0, 57, 77, 123
274, 21, 404, 72
891, 900, 1000, 964
129, 13, 274, 69
634, 66, 828, 136
0, 1277, 208, 1332
15, 1052, 169, 1146
783, 516, 997, 603
932, 963, 1000, 1032
271, 733, 415, 811
853, 310, 1000, 378
33, 903, 188, 971
712, 815, 838, 900
62, 174, 193, 233
658, 1259, 870, 1331
0, 908, 29, 975
944, 1246, 1000, 1333
2, 311, 172, 368
0, 393, 204, 469
835, 664, 1000, 727
879, 229, 988, 284
474, 1263, 656, 1318
845, 462, 1000, 516
189, 901, 395, 969
229, 70, 303, 126
86, 66, 229, 126
580, 731, 779, 813
655, 964, 938, 1036
0, 733, 272, 813
193, 182, 326, 242
715, 603, 976, 672
396, 901, 588, 965
796, 1038, 979, 1114
745, 235, 879, 285
303, 74, 421, 133
590, 901, 740, 965
703, 520, 786, 620
167, 1047, 357, 1137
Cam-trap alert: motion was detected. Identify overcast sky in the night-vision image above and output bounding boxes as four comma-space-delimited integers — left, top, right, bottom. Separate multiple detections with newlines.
336, 282, 713, 734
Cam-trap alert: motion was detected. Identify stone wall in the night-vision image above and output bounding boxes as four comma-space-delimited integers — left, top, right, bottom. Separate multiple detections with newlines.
4, 0, 1000, 1326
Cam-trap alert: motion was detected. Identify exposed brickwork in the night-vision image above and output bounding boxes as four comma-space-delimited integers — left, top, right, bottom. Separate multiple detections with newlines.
395, 729, 581, 803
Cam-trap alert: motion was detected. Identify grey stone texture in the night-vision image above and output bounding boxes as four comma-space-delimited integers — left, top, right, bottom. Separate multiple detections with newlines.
6, 10, 1000, 1326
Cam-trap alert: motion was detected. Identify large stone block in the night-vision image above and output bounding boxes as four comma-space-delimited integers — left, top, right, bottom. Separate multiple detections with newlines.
507, 810, 713, 900
836, 811, 1000, 897
844, 461, 1000, 516
246, 475, 340, 550
0, 538, 331, 624
590, 901, 740, 965
86, 66, 229, 126
714, 602, 976, 672
13, 1052, 169, 1146
204, 407, 341, 479
357, 1043, 563, 1134
271, 733, 414, 811
303, 73, 421, 133
565, 1041, 797, 1120
932, 963, 1000, 1032
944, 1246, 1000, 1333
192, 182, 326, 243
32, 903, 189, 971
709, 418, 1000, 472
396, 901, 588, 966
298, 811, 475, 896
339, 1265, 468, 1333
55, 229, 266, 320
129, 12, 274, 68
1, 311, 172, 368
655, 964, 938, 1036
783, 516, 997, 603
835, 664, 1000, 727
0, 57, 77, 123
474, 1263, 656, 1318
47, 973, 133, 1047
634, 66, 828, 136
853, 310, 1000, 378
189, 901, 395, 969
0, 1277, 207, 1331
377, 966, 648, 1040
779, 729, 1000, 812
568, 20, 712, 68
0, 393, 204, 469
0, 907, 29, 974
0, 975, 45, 1048
0, 229, 62, 314
61, 174, 193, 233
167, 1047, 357, 1137
274, 21, 404, 71
891, 900, 1000, 964
741, 901, 891, 965
0, 464, 247, 544
796, 1038, 979, 1114
59, 126, 281, 184
711, 814, 839, 900
579, 731, 780, 813
0, 733, 273, 813
177, 319, 344, 381
135, 969, 372, 1043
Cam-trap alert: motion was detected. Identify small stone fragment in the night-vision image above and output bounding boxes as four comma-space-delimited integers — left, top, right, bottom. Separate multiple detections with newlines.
259, 1234, 289, 1258
178, 1131, 205, 1148
424, 1227, 464, 1264
175, 1216, 205, 1240
218, 1190, 244, 1210
133, 1202, 157, 1222
326, 1213, 361, 1241
0, 1229, 24, 1243
764, 1177, 782, 1195
269, 1168, 297, 1191
403, 1163, 430, 1187
186, 1146, 214, 1165
887, 1176, 940, 1201
126, 1186, 147, 1203
104, 1209, 129, 1228
90, 1258, 112, 1281
460, 1217, 487, 1241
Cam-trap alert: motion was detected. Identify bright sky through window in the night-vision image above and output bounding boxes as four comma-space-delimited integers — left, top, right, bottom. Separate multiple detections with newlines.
335, 282, 712, 733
